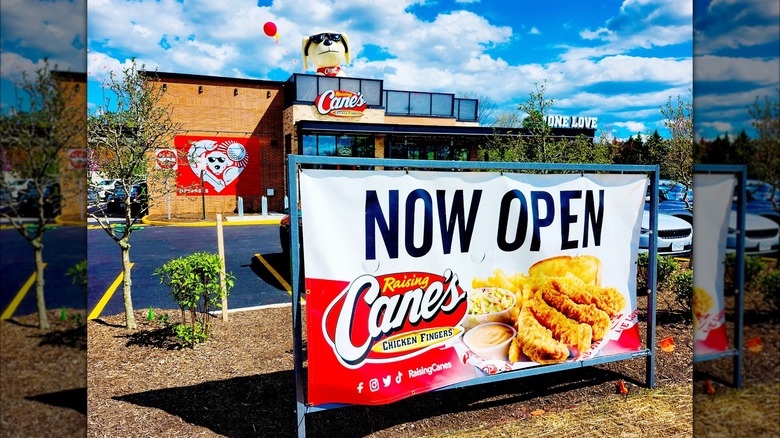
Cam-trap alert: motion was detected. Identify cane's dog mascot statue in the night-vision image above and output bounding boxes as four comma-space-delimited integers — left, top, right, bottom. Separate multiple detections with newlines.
302, 31, 350, 77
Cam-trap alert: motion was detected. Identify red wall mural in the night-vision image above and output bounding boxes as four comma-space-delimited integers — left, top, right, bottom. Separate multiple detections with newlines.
175, 136, 261, 196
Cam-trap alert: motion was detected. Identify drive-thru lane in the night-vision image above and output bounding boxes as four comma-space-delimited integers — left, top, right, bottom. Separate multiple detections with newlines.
87, 223, 293, 319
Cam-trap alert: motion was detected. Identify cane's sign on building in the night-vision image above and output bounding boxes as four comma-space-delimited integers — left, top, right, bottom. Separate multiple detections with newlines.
315, 89, 367, 117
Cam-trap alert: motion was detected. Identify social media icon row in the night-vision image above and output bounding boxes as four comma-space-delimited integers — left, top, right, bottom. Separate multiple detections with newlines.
357, 371, 403, 393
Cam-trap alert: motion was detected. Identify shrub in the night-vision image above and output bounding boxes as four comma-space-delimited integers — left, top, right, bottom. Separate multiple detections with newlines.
670, 269, 694, 313
758, 269, 780, 313
724, 253, 767, 293
66, 259, 88, 294
154, 252, 234, 347
636, 253, 680, 293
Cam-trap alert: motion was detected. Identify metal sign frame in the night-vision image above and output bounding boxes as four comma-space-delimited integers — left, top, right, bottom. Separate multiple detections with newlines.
287, 155, 660, 436
692, 164, 746, 389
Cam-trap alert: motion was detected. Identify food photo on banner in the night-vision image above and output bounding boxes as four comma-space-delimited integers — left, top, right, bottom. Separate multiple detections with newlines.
174, 136, 261, 196
692, 174, 735, 356
299, 170, 649, 406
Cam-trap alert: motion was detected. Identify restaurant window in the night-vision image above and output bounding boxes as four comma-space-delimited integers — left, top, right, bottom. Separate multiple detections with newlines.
302, 134, 374, 158
390, 138, 470, 161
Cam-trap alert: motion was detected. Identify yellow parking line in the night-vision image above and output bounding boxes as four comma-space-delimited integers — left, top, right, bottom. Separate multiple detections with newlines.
254, 254, 291, 293
88, 263, 134, 320
1, 264, 46, 320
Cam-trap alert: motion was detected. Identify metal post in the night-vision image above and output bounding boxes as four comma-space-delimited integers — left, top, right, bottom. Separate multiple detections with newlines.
200, 170, 206, 220
646, 168, 658, 389
289, 156, 307, 437
734, 167, 746, 388
166, 179, 171, 220
79, 179, 84, 220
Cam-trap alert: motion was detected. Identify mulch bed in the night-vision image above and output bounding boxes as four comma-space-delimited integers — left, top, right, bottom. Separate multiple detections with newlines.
0, 309, 87, 437
2, 269, 777, 437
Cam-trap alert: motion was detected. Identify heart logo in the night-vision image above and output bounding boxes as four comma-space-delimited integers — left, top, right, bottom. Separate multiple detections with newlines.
187, 140, 248, 193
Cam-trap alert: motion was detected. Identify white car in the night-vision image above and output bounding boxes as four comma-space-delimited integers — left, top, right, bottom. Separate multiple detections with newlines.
7, 179, 33, 200
639, 211, 693, 256
728, 212, 779, 255
95, 179, 119, 201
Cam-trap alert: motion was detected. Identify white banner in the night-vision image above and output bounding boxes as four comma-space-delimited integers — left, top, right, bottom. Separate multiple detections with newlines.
692, 174, 735, 355
300, 169, 648, 406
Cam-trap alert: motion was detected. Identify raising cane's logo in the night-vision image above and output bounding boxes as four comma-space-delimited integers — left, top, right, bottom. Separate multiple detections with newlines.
322, 269, 468, 369
315, 89, 367, 117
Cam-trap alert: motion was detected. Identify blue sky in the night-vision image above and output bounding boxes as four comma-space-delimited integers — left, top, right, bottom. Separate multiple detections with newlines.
693, 0, 780, 140
0, 1, 775, 141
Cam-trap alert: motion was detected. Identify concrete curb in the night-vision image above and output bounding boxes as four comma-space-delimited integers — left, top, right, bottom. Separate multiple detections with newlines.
141, 215, 283, 227
54, 216, 87, 226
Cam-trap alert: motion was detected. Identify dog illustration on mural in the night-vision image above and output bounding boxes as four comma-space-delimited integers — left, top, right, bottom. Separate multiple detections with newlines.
302, 31, 350, 77
187, 140, 248, 193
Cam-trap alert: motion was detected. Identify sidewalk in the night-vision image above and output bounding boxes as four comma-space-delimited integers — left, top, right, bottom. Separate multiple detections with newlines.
141, 213, 284, 226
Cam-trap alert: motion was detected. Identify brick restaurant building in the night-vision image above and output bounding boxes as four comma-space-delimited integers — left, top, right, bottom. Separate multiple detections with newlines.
147, 71, 596, 219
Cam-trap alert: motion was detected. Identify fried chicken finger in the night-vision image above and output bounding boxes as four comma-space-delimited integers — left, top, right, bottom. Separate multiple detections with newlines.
540, 287, 610, 341
551, 278, 626, 317
515, 305, 570, 364
528, 291, 592, 357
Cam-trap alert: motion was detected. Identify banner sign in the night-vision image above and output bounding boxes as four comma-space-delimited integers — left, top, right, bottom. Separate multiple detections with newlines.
692, 174, 735, 356
300, 170, 647, 406
174, 136, 261, 196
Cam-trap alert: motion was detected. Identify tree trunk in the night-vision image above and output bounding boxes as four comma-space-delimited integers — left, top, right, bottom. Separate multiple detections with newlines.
120, 241, 136, 329
34, 242, 49, 329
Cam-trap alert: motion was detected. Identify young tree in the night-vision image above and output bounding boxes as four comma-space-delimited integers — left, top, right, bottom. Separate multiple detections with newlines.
518, 81, 555, 163
480, 80, 611, 166
660, 94, 693, 206
458, 92, 498, 126
88, 60, 181, 329
0, 63, 85, 329
749, 92, 780, 204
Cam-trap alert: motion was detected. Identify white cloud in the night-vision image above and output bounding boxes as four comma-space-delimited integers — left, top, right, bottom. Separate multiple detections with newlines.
694, 55, 780, 85
75, 0, 701, 138
694, 86, 778, 110
579, 0, 691, 53
613, 121, 647, 133
0, 0, 86, 66
698, 120, 734, 133
0, 52, 42, 82
555, 87, 691, 113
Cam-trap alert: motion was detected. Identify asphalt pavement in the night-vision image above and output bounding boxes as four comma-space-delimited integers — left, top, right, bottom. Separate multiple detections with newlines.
0, 225, 87, 316
86, 221, 292, 319
1, 214, 294, 320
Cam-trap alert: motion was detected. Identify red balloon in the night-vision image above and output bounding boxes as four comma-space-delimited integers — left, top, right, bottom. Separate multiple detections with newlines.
263, 22, 277, 37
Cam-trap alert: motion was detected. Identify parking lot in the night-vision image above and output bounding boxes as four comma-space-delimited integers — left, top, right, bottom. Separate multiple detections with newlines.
1, 219, 293, 320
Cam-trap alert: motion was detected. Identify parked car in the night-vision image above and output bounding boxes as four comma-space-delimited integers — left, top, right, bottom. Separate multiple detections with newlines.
741, 179, 780, 226
8, 179, 33, 200
658, 179, 690, 204
105, 182, 148, 217
17, 182, 60, 218
95, 179, 119, 201
279, 209, 303, 261
639, 211, 693, 256
87, 187, 98, 205
727, 211, 780, 255
0, 187, 10, 204
646, 180, 693, 224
